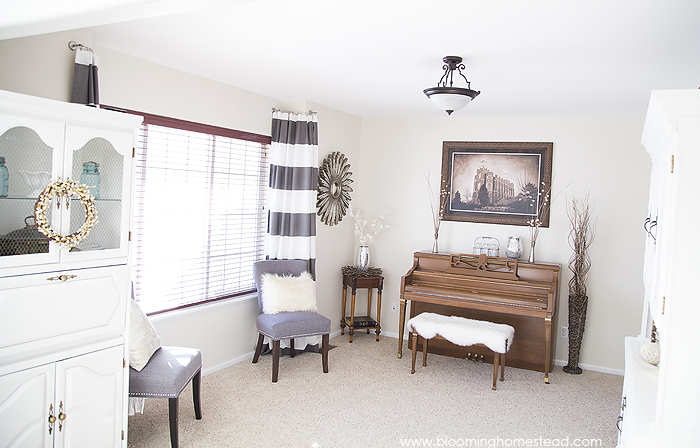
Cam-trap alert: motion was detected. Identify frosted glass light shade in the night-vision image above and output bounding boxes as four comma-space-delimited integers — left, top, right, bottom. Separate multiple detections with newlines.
424, 87, 480, 115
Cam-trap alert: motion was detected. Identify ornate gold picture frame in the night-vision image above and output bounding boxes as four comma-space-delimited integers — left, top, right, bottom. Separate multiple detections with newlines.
440, 141, 553, 227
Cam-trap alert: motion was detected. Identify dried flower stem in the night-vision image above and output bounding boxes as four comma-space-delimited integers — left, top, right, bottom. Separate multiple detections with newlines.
426, 173, 448, 239
347, 204, 388, 246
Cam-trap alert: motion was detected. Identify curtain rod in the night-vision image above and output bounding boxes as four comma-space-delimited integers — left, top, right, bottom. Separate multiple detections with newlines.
68, 41, 93, 52
272, 108, 316, 116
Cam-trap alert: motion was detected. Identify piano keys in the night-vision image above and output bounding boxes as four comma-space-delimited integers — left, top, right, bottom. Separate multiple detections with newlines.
398, 252, 561, 383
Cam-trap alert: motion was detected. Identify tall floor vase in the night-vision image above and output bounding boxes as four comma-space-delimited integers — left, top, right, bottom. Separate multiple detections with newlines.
563, 294, 588, 374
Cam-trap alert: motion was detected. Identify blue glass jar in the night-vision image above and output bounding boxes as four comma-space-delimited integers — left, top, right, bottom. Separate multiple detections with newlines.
80, 161, 100, 199
0, 156, 8, 197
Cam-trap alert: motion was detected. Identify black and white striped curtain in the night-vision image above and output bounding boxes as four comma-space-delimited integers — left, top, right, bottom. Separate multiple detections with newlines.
267, 110, 318, 276
70, 48, 99, 106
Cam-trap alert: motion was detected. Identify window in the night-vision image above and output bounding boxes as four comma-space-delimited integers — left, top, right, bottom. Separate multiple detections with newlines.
127, 110, 270, 314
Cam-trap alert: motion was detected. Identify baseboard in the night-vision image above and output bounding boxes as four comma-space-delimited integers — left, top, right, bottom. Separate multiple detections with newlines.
202, 351, 255, 376
358, 332, 625, 376
202, 329, 345, 376
202, 330, 623, 377
554, 358, 624, 376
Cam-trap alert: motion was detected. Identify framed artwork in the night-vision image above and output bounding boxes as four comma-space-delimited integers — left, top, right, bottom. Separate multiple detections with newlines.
440, 141, 553, 227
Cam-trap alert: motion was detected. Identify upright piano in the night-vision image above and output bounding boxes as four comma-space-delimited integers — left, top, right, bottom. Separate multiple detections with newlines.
398, 252, 561, 383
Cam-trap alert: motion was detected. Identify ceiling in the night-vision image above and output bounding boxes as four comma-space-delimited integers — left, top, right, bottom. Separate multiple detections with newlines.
2, 0, 699, 117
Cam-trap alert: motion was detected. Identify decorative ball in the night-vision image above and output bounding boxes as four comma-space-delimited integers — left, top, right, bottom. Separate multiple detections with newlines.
640, 341, 660, 365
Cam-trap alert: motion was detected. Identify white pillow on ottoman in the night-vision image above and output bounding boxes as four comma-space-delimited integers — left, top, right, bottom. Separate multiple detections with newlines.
128, 299, 162, 371
261, 271, 317, 314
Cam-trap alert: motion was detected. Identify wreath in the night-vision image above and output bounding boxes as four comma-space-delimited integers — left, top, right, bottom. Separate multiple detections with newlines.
34, 177, 98, 249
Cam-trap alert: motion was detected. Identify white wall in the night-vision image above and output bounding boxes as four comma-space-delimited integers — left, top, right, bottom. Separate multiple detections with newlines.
0, 29, 650, 373
0, 30, 361, 373
355, 115, 649, 372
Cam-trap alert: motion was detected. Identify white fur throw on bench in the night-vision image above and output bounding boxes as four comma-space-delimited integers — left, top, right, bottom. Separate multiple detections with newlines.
407, 312, 514, 354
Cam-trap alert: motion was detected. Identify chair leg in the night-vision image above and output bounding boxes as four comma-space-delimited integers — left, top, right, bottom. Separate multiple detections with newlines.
252, 333, 264, 364
290, 338, 295, 358
192, 369, 202, 420
272, 340, 280, 383
322, 334, 329, 373
168, 397, 179, 448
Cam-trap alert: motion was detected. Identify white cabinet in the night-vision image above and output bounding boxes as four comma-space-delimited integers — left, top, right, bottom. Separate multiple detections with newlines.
0, 92, 138, 274
618, 90, 700, 447
0, 345, 124, 448
0, 90, 142, 448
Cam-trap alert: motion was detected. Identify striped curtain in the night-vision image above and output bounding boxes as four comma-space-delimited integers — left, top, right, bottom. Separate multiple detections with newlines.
267, 110, 318, 276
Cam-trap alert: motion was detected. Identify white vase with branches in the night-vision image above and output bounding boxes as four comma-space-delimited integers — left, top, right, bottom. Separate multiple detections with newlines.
347, 204, 388, 270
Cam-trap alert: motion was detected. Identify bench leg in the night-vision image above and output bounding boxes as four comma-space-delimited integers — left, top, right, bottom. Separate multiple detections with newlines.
492, 351, 500, 390
411, 332, 418, 374
168, 397, 179, 448
500, 353, 506, 382
290, 338, 295, 358
192, 369, 202, 419
422, 337, 428, 367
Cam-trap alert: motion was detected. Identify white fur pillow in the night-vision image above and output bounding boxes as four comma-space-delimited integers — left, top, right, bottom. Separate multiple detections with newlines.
128, 299, 162, 371
261, 271, 317, 314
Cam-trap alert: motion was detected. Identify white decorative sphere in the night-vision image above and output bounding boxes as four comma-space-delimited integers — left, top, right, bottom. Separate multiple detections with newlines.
640, 342, 661, 365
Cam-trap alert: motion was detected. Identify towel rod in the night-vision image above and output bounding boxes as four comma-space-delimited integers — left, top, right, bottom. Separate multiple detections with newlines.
68, 41, 93, 52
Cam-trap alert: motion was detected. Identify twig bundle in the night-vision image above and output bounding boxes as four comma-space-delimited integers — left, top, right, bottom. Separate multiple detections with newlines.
567, 194, 595, 297
425, 173, 448, 240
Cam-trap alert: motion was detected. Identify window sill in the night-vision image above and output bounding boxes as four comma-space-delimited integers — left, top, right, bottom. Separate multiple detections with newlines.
147, 292, 258, 323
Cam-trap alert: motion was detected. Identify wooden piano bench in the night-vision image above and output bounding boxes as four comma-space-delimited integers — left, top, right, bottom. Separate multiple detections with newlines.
407, 312, 515, 390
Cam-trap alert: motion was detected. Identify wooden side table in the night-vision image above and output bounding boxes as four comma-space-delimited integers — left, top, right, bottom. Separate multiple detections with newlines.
340, 270, 383, 342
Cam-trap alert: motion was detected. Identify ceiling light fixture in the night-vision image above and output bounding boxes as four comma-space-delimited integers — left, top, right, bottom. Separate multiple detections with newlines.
424, 56, 480, 115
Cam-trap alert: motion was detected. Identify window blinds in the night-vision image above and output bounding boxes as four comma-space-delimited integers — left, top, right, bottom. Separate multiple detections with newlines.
132, 123, 269, 314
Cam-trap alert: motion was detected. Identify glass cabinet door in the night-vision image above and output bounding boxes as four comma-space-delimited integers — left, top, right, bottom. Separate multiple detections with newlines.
0, 116, 64, 269
62, 125, 133, 262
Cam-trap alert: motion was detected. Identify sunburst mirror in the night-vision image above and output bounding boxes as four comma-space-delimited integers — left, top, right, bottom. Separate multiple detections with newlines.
317, 151, 353, 226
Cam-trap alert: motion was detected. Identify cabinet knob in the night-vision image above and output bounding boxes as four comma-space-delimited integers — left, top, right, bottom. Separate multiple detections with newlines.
47, 274, 77, 282
58, 401, 66, 431
48, 403, 56, 434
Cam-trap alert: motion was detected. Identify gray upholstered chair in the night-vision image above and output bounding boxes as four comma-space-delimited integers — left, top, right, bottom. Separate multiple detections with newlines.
129, 346, 202, 448
252, 260, 331, 382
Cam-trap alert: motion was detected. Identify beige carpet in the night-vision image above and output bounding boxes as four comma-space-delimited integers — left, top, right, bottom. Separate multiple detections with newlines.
128, 333, 623, 448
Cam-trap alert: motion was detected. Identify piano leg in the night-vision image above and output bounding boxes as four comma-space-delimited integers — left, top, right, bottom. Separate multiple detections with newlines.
544, 315, 553, 384
398, 297, 407, 358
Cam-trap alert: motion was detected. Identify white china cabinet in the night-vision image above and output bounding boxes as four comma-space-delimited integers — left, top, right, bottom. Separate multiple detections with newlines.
0, 89, 142, 448
617, 90, 700, 447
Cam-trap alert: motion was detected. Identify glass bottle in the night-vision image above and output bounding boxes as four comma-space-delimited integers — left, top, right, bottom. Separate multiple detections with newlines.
505, 236, 522, 259
80, 161, 100, 199
0, 156, 8, 197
